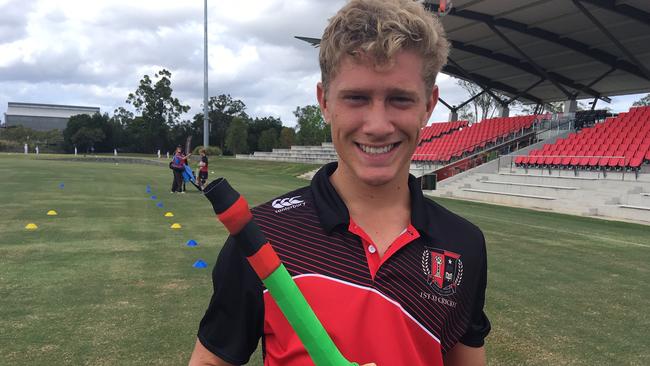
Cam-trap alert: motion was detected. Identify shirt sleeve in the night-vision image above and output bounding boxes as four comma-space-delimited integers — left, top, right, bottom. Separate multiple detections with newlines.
459, 232, 491, 347
197, 236, 264, 364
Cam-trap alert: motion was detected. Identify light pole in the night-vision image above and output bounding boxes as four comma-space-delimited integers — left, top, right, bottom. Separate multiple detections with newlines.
203, 0, 209, 148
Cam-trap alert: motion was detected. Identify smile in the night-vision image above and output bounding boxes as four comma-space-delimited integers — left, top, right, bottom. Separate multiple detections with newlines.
357, 143, 397, 155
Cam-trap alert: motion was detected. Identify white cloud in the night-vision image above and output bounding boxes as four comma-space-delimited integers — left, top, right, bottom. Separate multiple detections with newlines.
0, 0, 647, 129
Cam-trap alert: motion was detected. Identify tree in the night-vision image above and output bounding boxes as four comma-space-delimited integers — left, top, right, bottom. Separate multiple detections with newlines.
225, 116, 249, 154
248, 116, 282, 152
168, 120, 195, 151
455, 80, 505, 123
258, 128, 279, 151
63, 113, 113, 152
514, 101, 563, 115
294, 105, 328, 145
633, 94, 650, 107
111, 107, 134, 126
279, 127, 296, 148
126, 69, 190, 152
0, 126, 64, 152
71, 127, 105, 153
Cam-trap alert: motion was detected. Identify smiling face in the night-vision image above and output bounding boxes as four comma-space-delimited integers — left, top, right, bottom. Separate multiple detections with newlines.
317, 50, 438, 188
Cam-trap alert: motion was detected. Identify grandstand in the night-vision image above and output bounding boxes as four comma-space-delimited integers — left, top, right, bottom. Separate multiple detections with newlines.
515, 106, 650, 171
419, 120, 468, 141
427, 105, 650, 224
413, 115, 540, 164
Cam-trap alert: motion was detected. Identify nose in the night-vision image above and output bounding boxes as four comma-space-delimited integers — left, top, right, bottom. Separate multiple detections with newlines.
361, 99, 395, 138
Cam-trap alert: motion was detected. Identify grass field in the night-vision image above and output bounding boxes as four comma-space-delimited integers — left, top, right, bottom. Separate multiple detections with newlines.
0, 154, 648, 365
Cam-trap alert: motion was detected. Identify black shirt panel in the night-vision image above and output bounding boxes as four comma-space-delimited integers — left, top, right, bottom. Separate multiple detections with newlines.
197, 236, 264, 365
308, 162, 491, 351
197, 162, 491, 361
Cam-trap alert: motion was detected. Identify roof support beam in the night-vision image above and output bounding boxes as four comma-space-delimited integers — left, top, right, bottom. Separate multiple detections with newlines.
585, 67, 616, 90
447, 58, 507, 105
437, 97, 454, 111
457, 90, 486, 111
573, 0, 650, 81
488, 25, 574, 98
578, 0, 650, 27
423, 4, 650, 81
506, 78, 545, 105
451, 41, 608, 101
442, 64, 544, 105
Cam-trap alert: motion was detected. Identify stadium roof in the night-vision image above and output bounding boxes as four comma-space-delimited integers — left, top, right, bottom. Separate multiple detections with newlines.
297, 0, 650, 107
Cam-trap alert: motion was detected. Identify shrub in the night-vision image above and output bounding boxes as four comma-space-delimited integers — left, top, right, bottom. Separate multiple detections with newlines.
192, 145, 222, 156
0, 140, 22, 152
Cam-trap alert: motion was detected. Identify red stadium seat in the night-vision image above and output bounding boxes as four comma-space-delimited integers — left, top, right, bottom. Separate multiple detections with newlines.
589, 151, 603, 167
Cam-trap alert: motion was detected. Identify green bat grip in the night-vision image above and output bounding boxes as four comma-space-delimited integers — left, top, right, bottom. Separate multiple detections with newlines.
264, 263, 359, 366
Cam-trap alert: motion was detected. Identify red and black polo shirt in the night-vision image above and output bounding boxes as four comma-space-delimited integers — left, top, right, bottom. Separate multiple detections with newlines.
197, 162, 490, 365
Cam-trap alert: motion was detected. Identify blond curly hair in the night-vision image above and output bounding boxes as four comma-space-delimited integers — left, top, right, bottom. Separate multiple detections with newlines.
319, 0, 449, 93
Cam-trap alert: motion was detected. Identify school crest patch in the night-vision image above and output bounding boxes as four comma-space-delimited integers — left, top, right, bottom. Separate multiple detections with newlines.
421, 247, 463, 296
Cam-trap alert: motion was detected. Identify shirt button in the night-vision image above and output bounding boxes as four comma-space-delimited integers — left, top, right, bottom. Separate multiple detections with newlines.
368, 245, 376, 254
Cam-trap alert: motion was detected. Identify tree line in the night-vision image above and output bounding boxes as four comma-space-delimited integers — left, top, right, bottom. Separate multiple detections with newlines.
0, 69, 331, 155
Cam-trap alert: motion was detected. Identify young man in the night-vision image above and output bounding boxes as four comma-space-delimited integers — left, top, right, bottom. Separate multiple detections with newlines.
189, 1, 489, 365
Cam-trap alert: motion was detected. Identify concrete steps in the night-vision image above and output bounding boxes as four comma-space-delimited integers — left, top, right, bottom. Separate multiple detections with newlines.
433, 165, 650, 224
236, 143, 338, 164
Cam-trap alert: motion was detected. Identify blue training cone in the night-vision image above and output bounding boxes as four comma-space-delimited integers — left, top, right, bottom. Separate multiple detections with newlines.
186, 239, 198, 247
146, 186, 151, 193
156, 202, 164, 208
151, 195, 157, 200
59, 183, 64, 189
193, 259, 208, 268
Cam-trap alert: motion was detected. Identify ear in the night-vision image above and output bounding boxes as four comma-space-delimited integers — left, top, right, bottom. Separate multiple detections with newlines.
316, 82, 331, 125
423, 85, 439, 127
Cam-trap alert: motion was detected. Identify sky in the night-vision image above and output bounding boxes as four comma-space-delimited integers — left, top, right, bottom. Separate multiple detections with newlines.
0, 0, 646, 127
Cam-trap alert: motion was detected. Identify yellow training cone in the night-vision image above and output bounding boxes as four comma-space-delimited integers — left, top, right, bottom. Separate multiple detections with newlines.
25, 223, 38, 230
170, 223, 182, 229
164, 212, 174, 217
47, 210, 58, 216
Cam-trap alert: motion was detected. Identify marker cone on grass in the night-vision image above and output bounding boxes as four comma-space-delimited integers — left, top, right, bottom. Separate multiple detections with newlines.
25, 223, 38, 230
193, 259, 207, 268
170, 223, 182, 229
186, 239, 198, 247
46, 210, 58, 216
164, 212, 174, 217
156, 202, 164, 208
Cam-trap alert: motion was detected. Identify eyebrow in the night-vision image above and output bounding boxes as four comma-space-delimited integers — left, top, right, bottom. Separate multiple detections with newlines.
338, 87, 420, 99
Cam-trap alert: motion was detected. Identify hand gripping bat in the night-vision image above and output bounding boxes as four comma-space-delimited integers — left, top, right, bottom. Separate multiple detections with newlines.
202, 178, 358, 366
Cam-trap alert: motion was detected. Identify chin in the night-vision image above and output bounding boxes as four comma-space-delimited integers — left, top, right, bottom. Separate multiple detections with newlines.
355, 169, 400, 187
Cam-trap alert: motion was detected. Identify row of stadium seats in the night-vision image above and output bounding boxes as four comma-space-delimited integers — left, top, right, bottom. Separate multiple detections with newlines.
419, 120, 468, 141
515, 106, 650, 169
412, 115, 540, 163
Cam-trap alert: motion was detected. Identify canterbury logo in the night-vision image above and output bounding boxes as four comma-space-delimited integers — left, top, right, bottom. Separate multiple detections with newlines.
272, 196, 304, 209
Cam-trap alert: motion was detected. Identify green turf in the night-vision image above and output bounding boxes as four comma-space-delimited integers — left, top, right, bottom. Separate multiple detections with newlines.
0, 154, 648, 365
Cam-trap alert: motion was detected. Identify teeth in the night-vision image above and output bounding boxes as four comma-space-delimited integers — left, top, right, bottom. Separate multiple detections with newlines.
359, 144, 394, 154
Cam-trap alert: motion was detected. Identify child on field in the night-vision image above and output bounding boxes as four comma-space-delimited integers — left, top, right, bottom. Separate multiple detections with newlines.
198, 149, 209, 190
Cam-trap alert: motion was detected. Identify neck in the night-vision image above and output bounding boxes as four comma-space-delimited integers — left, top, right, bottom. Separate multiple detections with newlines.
330, 166, 411, 221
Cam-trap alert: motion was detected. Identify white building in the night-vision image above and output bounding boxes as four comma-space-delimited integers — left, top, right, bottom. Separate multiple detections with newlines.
4, 102, 100, 131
